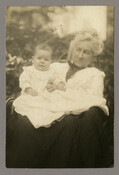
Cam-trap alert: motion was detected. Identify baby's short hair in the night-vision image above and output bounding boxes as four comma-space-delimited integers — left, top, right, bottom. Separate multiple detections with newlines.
34, 43, 53, 56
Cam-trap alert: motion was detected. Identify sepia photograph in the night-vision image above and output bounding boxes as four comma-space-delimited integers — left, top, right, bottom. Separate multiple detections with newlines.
6, 6, 114, 168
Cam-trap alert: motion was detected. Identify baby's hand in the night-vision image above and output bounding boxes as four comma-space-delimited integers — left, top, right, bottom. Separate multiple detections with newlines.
25, 87, 38, 96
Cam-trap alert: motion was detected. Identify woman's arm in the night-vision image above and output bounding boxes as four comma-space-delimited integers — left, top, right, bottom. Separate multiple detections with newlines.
86, 70, 105, 97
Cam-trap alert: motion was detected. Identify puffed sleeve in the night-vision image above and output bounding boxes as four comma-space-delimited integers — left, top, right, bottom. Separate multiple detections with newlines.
50, 62, 69, 84
19, 67, 32, 92
86, 69, 105, 97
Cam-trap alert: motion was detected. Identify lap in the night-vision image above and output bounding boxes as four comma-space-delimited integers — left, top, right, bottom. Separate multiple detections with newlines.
6, 99, 112, 168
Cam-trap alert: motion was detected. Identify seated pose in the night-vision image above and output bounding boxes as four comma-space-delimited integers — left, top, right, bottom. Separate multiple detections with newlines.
13, 37, 108, 128
12, 43, 67, 127
6, 28, 113, 168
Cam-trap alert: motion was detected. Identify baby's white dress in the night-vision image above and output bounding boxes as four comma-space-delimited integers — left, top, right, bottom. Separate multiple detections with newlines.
19, 64, 64, 94
13, 63, 109, 128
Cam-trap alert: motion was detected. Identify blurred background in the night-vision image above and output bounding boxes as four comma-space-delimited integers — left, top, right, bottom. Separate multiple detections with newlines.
6, 6, 114, 146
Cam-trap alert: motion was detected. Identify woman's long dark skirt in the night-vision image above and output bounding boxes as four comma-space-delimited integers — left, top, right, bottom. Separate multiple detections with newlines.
6, 100, 113, 168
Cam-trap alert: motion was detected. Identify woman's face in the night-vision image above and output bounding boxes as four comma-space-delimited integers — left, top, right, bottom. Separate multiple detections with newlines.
70, 40, 94, 68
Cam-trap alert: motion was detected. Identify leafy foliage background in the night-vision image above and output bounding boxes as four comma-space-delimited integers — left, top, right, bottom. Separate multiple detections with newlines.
6, 7, 114, 142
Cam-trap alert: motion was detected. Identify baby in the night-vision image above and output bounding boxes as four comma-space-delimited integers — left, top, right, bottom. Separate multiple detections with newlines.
19, 43, 66, 96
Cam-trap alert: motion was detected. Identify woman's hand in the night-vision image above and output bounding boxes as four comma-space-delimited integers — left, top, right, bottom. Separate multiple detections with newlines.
57, 81, 66, 91
46, 82, 57, 92
46, 81, 66, 92
24, 87, 38, 96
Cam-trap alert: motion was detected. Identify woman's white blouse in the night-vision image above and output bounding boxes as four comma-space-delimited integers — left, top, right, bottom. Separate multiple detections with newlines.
66, 66, 105, 97
13, 62, 109, 128
51, 62, 105, 97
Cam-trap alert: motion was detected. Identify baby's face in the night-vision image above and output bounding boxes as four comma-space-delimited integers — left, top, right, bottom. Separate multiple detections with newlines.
33, 50, 52, 71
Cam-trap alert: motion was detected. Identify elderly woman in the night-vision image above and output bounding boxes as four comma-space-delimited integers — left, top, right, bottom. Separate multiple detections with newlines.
6, 29, 112, 168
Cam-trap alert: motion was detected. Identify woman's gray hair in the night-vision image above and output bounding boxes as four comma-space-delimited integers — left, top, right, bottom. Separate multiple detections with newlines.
67, 28, 104, 61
